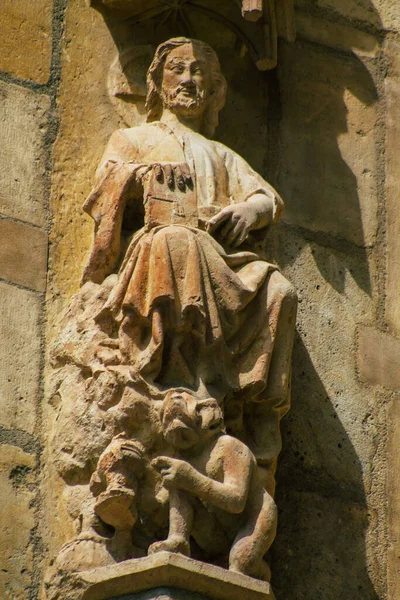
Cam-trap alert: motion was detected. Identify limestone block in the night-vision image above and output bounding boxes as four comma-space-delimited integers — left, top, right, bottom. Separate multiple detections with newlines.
295, 12, 379, 58
48, 0, 119, 335
0, 81, 50, 227
277, 41, 378, 247
0, 282, 42, 434
272, 489, 382, 600
294, 0, 399, 32
0, 218, 48, 292
357, 325, 400, 391
47, 552, 274, 600
271, 224, 378, 489
0, 0, 52, 84
0, 445, 36, 600
388, 545, 400, 600
385, 39, 400, 335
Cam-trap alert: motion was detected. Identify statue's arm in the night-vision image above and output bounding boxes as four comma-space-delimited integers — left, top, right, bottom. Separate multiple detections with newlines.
226, 148, 284, 224
81, 130, 143, 284
152, 439, 253, 514
208, 146, 284, 248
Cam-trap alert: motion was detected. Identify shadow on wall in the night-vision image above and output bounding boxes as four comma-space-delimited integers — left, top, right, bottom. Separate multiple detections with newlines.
271, 334, 379, 600
269, 4, 383, 595
274, 31, 380, 297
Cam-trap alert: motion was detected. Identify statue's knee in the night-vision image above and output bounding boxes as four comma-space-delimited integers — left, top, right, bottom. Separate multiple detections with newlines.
269, 271, 297, 310
152, 225, 188, 244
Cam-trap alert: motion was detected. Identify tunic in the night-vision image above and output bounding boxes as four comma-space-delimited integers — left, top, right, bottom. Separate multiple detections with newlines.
82, 122, 296, 468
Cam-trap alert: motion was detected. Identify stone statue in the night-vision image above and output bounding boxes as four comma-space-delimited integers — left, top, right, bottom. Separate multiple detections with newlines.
47, 36, 297, 594
149, 391, 277, 581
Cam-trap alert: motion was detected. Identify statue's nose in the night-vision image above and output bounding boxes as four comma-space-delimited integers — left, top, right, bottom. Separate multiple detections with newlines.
181, 67, 194, 84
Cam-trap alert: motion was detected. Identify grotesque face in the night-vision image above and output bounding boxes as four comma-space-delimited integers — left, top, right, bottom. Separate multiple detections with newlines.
161, 43, 212, 117
161, 390, 200, 450
196, 398, 223, 439
161, 391, 223, 450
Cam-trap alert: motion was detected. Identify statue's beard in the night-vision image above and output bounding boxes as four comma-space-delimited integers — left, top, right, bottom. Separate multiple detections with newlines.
162, 85, 208, 117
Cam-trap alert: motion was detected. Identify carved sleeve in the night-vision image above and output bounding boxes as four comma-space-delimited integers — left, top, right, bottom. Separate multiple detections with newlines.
224, 148, 284, 224
81, 130, 144, 285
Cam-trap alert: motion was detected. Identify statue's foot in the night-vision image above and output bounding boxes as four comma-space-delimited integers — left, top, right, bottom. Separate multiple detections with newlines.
148, 535, 190, 557
230, 559, 271, 582
94, 488, 136, 530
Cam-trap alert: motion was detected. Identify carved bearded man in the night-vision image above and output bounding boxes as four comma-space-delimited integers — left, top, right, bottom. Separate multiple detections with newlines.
81, 37, 297, 490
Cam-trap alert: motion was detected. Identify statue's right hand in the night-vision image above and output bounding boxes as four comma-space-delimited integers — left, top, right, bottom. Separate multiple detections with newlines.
151, 456, 190, 489
140, 163, 193, 192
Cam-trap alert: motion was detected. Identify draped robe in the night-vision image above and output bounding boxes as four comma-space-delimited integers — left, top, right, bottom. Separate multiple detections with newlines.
82, 122, 297, 470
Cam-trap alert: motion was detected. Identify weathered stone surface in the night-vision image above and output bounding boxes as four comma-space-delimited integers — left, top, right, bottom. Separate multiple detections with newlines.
272, 224, 376, 481
277, 41, 378, 247
47, 552, 274, 600
266, 223, 387, 597
47, 0, 119, 336
388, 397, 400, 599
0, 0, 53, 84
41, 3, 396, 600
0, 282, 42, 434
385, 39, 400, 335
0, 445, 36, 600
295, 12, 379, 57
294, 0, 399, 32
0, 218, 48, 292
109, 588, 213, 600
0, 81, 50, 227
47, 0, 271, 341
271, 489, 381, 600
357, 325, 400, 391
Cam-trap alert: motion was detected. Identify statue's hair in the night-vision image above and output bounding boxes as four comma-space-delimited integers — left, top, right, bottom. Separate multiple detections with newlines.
145, 37, 227, 138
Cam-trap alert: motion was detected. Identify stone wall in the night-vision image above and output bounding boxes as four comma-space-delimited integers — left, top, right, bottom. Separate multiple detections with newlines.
0, 0, 399, 598
269, 3, 400, 598
0, 2, 65, 598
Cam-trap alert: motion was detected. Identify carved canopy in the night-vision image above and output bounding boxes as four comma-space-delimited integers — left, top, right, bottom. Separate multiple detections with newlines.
90, 0, 296, 70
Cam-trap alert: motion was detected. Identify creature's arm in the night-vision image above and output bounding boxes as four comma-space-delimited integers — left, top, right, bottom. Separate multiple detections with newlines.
152, 439, 253, 514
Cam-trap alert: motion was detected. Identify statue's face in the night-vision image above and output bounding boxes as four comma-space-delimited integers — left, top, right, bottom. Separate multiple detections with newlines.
161, 43, 212, 117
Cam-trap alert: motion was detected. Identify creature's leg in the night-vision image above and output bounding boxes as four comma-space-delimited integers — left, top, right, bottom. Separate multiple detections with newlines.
191, 499, 231, 558
148, 489, 193, 556
229, 490, 277, 581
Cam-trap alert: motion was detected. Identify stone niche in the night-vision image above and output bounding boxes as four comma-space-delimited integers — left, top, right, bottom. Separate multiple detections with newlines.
90, 0, 296, 70
40, 0, 395, 600
43, 1, 298, 600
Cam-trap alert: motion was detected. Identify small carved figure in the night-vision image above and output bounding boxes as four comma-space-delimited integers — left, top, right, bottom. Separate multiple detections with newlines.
149, 390, 277, 581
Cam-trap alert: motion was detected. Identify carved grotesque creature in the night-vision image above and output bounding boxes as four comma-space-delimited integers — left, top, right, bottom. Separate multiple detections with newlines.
150, 390, 277, 581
